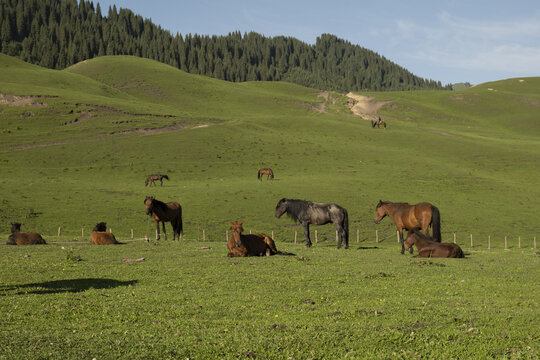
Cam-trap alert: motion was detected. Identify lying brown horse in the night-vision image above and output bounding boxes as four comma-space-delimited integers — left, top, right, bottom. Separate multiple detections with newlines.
257, 168, 274, 180
405, 229, 464, 258
7, 223, 46, 245
144, 196, 183, 240
91, 222, 120, 245
374, 200, 441, 254
227, 221, 278, 257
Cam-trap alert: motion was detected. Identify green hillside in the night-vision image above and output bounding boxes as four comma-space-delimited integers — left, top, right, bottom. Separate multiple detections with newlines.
0, 55, 538, 359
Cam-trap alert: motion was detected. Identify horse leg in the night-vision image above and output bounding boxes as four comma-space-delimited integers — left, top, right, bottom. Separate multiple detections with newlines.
162, 221, 168, 240
155, 221, 160, 240
302, 223, 312, 247
399, 229, 406, 254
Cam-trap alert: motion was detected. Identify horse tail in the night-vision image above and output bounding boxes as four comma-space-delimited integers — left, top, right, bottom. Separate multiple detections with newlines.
257, 170, 261, 180
343, 208, 349, 245
431, 205, 441, 242
163, 175, 169, 180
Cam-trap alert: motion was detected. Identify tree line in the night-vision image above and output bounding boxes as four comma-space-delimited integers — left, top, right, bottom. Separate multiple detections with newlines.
0, 0, 450, 92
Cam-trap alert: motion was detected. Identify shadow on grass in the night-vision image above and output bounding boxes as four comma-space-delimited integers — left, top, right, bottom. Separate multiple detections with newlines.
0, 278, 137, 295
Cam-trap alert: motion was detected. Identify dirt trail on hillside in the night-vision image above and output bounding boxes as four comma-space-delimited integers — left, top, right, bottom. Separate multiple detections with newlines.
0, 93, 51, 107
346, 92, 392, 121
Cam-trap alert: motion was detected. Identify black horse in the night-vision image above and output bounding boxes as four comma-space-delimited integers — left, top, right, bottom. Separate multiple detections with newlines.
274, 198, 349, 249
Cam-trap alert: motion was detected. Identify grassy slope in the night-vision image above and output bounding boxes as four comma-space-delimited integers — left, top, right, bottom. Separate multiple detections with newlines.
0, 55, 538, 359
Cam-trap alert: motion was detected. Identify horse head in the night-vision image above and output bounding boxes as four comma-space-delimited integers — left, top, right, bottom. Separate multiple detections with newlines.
274, 198, 288, 218
144, 196, 155, 215
10, 222, 22, 233
93, 222, 107, 232
373, 200, 387, 224
230, 221, 244, 233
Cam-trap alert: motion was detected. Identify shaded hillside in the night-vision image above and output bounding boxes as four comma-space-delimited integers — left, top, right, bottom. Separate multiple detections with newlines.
0, 0, 447, 92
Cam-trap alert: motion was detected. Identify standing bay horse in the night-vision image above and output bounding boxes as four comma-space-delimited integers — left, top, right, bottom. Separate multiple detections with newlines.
374, 200, 441, 254
405, 229, 464, 258
227, 221, 278, 257
144, 196, 183, 240
258, 168, 274, 180
275, 198, 349, 249
7, 223, 46, 245
145, 174, 169, 187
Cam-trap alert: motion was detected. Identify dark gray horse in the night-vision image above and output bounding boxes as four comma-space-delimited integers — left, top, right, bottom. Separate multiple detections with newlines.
274, 198, 349, 249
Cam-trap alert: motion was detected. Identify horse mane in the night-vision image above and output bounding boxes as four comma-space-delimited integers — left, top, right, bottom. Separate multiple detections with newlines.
151, 198, 169, 211
93, 222, 107, 232
281, 198, 312, 222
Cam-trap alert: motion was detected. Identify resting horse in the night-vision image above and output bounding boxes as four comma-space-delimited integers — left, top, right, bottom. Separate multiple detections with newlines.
91, 222, 120, 245
144, 196, 183, 240
258, 168, 274, 180
227, 221, 278, 257
374, 200, 441, 254
405, 229, 464, 258
275, 198, 349, 249
7, 223, 46, 245
145, 174, 169, 187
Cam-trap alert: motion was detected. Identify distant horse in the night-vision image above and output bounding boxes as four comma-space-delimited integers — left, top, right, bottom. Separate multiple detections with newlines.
258, 168, 274, 180
144, 196, 183, 240
374, 200, 441, 254
275, 198, 349, 249
145, 174, 169, 187
405, 229, 464, 258
91, 222, 120, 245
371, 117, 386, 129
227, 221, 278, 257
7, 223, 46, 245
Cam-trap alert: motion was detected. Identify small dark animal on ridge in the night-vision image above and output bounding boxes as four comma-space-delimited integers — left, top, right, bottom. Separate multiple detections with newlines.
258, 168, 274, 180
91, 222, 121, 245
227, 221, 278, 257
7, 223, 46, 245
145, 174, 169, 187
405, 229, 464, 258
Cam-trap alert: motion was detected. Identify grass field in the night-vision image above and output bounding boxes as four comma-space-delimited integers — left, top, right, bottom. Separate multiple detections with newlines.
0, 54, 539, 359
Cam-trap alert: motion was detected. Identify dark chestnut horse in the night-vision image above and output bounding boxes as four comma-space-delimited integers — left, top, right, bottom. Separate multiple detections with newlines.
374, 200, 441, 254
144, 196, 183, 240
145, 174, 169, 187
275, 198, 349, 249
258, 168, 274, 180
227, 221, 278, 257
7, 223, 46, 245
91, 222, 120, 245
405, 229, 464, 258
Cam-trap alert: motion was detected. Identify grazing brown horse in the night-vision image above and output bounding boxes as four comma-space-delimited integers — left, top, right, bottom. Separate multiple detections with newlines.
227, 221, 278, 257
145, 174, 169, 187
144, 196, 183, 240
374, 200, 441, 254
91, 222, 120, 245
405, 229, 464, 258
257, 168, 274, 180
7, 223, 46, 245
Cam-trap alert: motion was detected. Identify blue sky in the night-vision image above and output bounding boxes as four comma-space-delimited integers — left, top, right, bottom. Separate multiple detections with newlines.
95, 0, 540, 85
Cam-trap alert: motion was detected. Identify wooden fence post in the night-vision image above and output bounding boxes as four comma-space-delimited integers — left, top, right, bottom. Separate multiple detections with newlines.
109, 228, 112, 233
58, 227, 61, 237
453, 233, 456, 244
131, 229, 134, 239
375, 230, 378, 243
470, 234, 473, 248
336, 230, 338, 243
357, 229, 359, 243
81, 228, 84, 238
315, 230, 318, 243
504, 236, 508, 250
226, 230, 229, 241
397, 231, 400, 243
518, 236, 521, 249
534, 236, 537, 249
271, 230, 274, 240
203, 230, 206, 241
294, 231, 297, 244
488, 235, 491, 250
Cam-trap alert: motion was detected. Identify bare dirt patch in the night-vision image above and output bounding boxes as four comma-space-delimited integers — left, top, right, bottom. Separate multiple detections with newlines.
345, 93, 392, 121
0, 93, 52, 107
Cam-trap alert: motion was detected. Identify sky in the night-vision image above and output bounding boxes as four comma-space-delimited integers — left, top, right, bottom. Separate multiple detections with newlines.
95, 0, 540, 85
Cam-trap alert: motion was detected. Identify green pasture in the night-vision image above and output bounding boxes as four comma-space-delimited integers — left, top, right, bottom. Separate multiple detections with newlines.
0, 54, 539, 359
